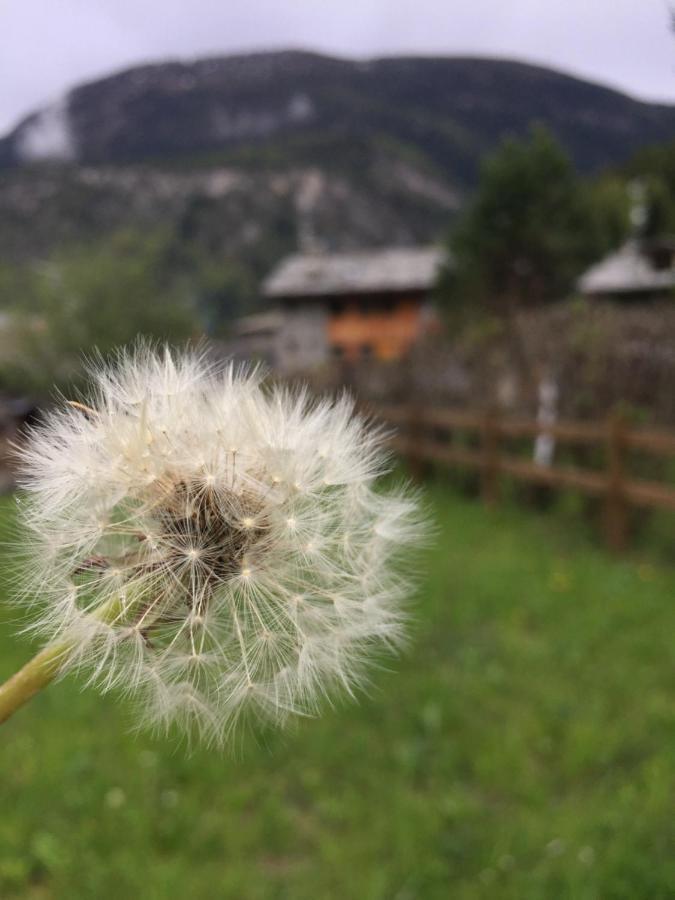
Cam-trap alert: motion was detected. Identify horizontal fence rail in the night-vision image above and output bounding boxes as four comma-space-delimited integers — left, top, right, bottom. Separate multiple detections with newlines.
371, 405, 675, 552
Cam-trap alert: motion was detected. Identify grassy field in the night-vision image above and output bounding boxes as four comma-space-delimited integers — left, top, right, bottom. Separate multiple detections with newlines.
0, 484, 673, 899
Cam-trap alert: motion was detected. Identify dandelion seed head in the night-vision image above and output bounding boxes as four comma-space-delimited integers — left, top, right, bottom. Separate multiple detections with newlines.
15, 344, 425, 746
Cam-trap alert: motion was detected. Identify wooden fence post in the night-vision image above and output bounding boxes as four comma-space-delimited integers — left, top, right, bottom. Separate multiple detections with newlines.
407, 403, 427, 481
481, 409, 500, 506
604, 415, 628, 553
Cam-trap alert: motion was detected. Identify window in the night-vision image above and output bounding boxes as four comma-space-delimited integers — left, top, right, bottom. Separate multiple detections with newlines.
649, 246, 674, 272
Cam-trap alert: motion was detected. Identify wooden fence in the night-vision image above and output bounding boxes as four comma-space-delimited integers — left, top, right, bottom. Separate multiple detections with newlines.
372, 405, 675, 552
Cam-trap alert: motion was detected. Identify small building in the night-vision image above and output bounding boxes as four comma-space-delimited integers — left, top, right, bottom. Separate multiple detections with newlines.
578, 238, 675, 301
262, 246, 444, 372
0, 394, 40, 493
231, 312, 283, 368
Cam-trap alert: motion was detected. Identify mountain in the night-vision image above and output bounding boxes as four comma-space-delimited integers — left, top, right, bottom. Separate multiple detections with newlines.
3, 51, 675, 175
1, 51, 674, 274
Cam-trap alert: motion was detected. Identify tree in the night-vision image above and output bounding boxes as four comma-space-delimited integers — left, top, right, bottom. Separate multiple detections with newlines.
436, 127, 633, 414
440, 126, 614, 316
624, 141, 675, 238
166, 241, 256, 337
0, 230, 198, 396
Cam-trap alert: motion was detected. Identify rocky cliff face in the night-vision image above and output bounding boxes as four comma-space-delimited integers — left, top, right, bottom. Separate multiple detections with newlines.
0, 159, 458, 273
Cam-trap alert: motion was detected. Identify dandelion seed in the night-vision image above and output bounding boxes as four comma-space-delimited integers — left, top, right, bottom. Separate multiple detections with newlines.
546, 838, 566, 858
105, 787, 126, 809
3, 343, 426, 746
161, 789, 179, 808
578, 846, 595, 866
498, 854, 515, 871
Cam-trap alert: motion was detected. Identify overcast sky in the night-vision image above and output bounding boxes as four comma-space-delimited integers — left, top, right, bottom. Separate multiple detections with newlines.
2, 0, 674, 134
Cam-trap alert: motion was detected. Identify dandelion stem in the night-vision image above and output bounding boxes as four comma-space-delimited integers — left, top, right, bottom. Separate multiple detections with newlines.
0, 639, 72, 724
0, 588, 149, 726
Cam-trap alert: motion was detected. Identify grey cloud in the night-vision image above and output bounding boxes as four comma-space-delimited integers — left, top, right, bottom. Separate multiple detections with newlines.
1, 0, 673, 135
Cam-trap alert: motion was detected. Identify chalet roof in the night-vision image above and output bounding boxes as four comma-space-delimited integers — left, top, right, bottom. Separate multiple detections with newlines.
578, 240, 675, 296
262, 246, 445, 299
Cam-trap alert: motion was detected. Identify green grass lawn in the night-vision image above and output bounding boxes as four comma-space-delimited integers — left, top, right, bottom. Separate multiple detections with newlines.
0, 484, 673, 900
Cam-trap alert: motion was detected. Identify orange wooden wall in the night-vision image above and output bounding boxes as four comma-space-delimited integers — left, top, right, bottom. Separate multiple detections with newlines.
327, 296, 425, 361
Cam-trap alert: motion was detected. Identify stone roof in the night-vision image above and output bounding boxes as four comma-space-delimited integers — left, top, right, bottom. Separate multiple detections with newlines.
578, 240, 675, 295
262, 246, 445, 299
